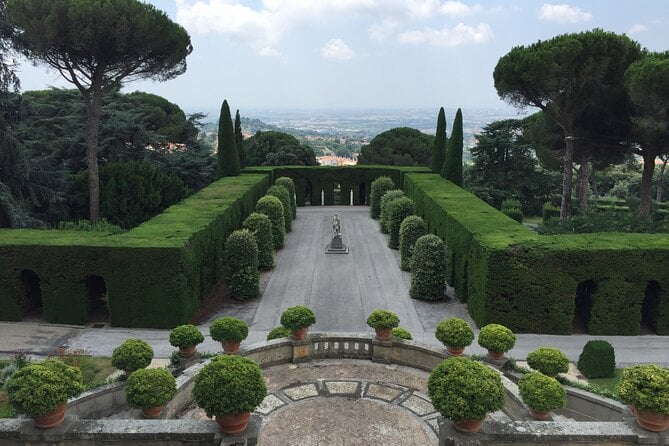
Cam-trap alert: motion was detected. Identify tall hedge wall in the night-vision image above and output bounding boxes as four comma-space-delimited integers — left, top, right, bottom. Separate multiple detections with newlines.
404, 173, 669, 335
0, 174, 269, 328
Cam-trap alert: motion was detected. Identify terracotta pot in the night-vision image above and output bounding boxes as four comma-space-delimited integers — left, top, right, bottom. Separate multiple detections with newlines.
179, 345, 196, 358
632, 406, 669, 432
291, 327, 309, 340
216, 411, 251, 434
375, 327, 392, 341
452, 418, 484, 433
33, 402, 67, 429
528, 408, 550, 420
141, 405, 164, 419
222, 341, 241, 354
446, 345, 465, 356
487, 350, 504, 360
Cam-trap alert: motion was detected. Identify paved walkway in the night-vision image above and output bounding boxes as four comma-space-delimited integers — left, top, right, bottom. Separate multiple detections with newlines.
0, 207, 667, 365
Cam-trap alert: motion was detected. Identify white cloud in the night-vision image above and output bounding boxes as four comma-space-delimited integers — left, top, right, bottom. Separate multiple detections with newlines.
321, 39, 356, 60
440, 1, 480, 17
628, 23, 648, 35
538, 4, 592, 24
369, 18, 400, 42
398, 22, 493, 47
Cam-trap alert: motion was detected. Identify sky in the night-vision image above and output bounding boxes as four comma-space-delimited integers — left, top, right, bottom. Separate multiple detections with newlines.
13, 0, 669, 113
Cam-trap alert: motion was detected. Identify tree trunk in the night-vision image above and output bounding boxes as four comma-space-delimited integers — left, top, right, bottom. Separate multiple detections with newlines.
639, 152, 656, 217
560, 136, 575, 221
84, 87, 103, 222
578, 152, 589, 211
656, 157, 667, 203
591, 164, 598, 199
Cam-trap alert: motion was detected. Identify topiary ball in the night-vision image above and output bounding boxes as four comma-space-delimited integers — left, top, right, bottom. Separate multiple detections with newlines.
369, 176, 395, 219
435, 318, 474, 349
392, 327, 413, 340
366, 309, 400, 330
210, 317, 249, 343
267, 326, 291, 341
111, 339, 154, 372
169, 325, 205, 348
526, 347, 569, 376
477, 324, 516, 353
518, 372, 566, 412
577, 340, 616, 379
125, 368, 177, 409
617, 364, 669, 415
280, 306, 317, 331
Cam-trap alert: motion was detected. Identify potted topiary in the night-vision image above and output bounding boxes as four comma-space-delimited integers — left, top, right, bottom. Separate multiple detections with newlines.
435, 317, 474, 356
111, 339, 154, 375
5, 359, 84, 428
477, 324, 516, 360
210, 317, 249, 354
280, 306, 317, 340
267, 326, 291, 341
617, 364, 669, 432
366, 309, 400, 340
518, 372, 566, 420
428, 356, 505, 433
392, 327, 413, 340
125, 368, 177, 419
526, 347, 569, 377
577, 340, 615, 379
169, 324, 205, 358
192, 355, 267, 434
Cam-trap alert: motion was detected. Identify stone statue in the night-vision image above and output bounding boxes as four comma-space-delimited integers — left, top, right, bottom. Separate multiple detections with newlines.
332, 213, 341, 236
326, 212, 348, 254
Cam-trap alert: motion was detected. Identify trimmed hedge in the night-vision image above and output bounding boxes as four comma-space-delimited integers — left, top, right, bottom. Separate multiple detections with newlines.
577, 340, 616, 379
387, 197, 415, 250
242, 212, 274, 271
275, 177, 297, 219
399, 215, 427, 271
370, 176, 396, 219
409, 234, 446, 301
379, 189, 405, 234
255, 195, 285, 249
267, 184, 292, 232
403, 173, 669, 335
224, 229, 259, 300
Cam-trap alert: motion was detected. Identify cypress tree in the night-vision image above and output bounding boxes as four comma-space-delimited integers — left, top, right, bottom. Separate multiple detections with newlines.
217, 100, 240, 178
441, 108, 463, 185
431, 107, 447, 173
234, 109, 244, 168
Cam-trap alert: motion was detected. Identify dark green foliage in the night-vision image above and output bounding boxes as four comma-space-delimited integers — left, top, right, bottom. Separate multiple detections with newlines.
431, 107, 447, 173
275, 177, 297, 219
358, 127, 434, 167
244, 131, 317, 167
428, 357, 505, 421
169, 324, 204, 348
209, 316, 249, 343
435, 317, 474, 348
5, 359, 84, 416
501, 199, 523, 223
280, 305, 316, 330
370, 176, 395, 219
366, 309, 400, 329
409, 234, 446, 300
617, 365, 669, 415
224, 229, 259, 300
387, 197, 415, 249
380, 189, 405, 234
267, 185, 292, 232
478, 324, 516, 353
392, 327, 412, 340
442, 108, 463, 185
577, 340, 616, 379
542, 202, 560, 221
217, 100, 240, 178
125, 368, 176, 408
192, 355, 267, 417
56, 219, 125, 234
234, 109, 244, 168
242, 212, 274, 270
256, 195, 285, 249
526, 347, 569, 376
399, 215, 427, 271
111, 339, 153, 372
518, 372, 566, 411
266, 326, 291, 341
538, 208, 669, 234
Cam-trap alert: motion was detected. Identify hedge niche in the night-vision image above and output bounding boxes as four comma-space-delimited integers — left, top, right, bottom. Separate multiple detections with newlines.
255, 195, 285, 249
224, 229, 259, 300
379, 189, 405, 234
399, 215, 427, 271
369, 176, 395, 219
242, 212, 274, 270
409, 234, 446, 300
267, 185, 292, 232
387, 197, 416, 250
275, 177, 297, 219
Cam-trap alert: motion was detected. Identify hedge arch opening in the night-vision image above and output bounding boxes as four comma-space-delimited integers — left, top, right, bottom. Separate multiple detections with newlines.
334, 183, 342, 205
641, 281, 661, 334
304, 180, 313, 205
85, 275, 109, 323
19, 269, 43, 319
359, 183, 367, 205
573, 280, 596, 333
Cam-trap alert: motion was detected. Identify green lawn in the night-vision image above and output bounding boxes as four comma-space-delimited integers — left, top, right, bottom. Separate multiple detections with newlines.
587, 369, 623, 395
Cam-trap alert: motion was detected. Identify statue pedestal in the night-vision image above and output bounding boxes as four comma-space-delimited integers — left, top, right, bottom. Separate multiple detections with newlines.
325, 234, 349, 254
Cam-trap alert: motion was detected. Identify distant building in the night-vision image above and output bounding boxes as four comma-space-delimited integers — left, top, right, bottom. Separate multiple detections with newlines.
317, 155, 357, 166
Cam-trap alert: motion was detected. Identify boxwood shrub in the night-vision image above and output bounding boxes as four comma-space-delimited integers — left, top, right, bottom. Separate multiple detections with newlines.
435, 317, 474, 348
477, 324, 516, 353
125, 368, 177, 409
266, 326, 291, 341
577, 340, 616, 379
267, 184, 292, 232
255, 195, 285, 249
275, 177, 297, 219
409, 234, 446, 301
224, 229, 259, 300
111, 339, 154, 372
380, 190, 405, 234
169, 324, 205, 348
387, 197, 416, 250
210, 317, 249, 343
366, 309, 400, 329
370, 176, 396, 219
518, 372, 566, 412
526, 347, 569, 376
399, 215, 427, 271
392, 327, 413, 340
242, 212, 274, 271
617, 364, 669, 415
280, 305, 316, 330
